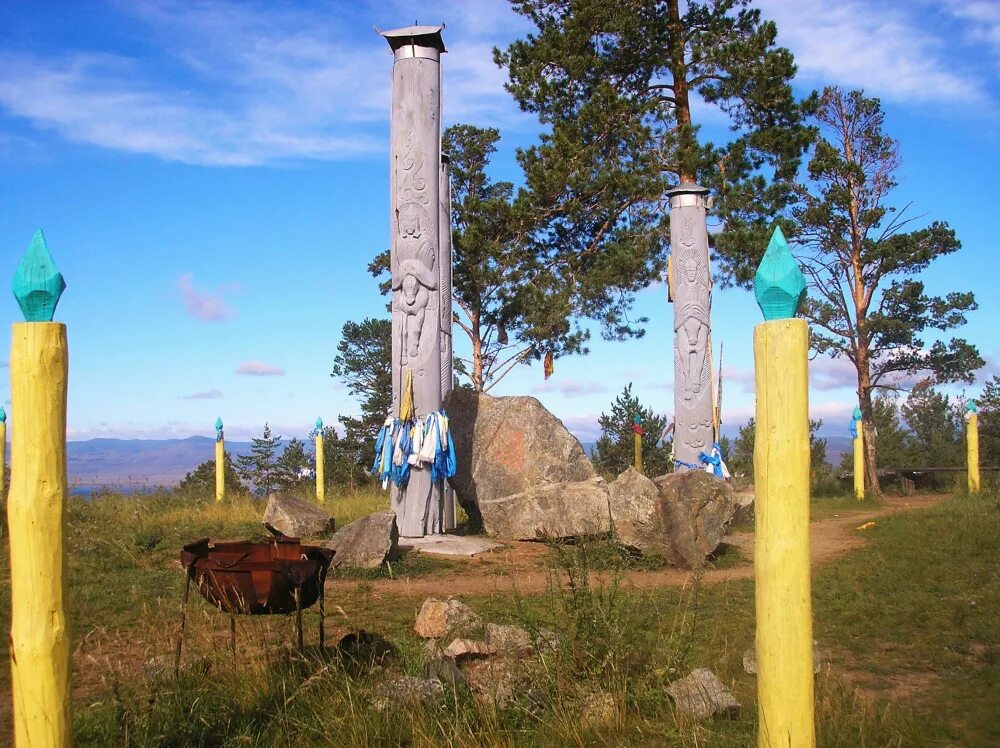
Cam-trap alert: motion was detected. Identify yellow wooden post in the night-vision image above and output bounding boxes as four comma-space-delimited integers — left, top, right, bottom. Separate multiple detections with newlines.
8, 229, 71, 747
753, 227, 815, 748
215, 417, 225, 502
314, 417, 325, 504
632, 414, 643, 474
0, 407, 7, 494
852, 407, 864, 500
966, 402, 980, 494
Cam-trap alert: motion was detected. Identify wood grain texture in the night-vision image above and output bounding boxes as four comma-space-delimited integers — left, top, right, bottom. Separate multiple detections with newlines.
315, 433, 325, 504
215, 437, 225, 502
8, 321, 71, 747
753, 318, 815, 748
853, 429, 865, 500
967, 413, 980, 494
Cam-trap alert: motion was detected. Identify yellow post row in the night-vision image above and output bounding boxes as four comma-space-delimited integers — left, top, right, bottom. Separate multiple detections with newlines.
967, 410, 980, 494
753, 317, 816, 748
8, 322, 72, 747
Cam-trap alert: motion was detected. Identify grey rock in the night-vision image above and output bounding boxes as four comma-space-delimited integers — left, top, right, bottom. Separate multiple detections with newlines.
652, 471, 737, 568
423, 640, 465, 687
464, 658, 537, 709
326, 510, 399, 569
372, 675, 445, 711
742, 642, 822, 675
665, 668, 740, 719
445, 388, 595, 522
414, 597, 482, 639
579, 689, 617, 727
442, 638, 495, 661
608, 467, 662, 553
732, 492, 755, 525
478, 478, 611, 540
484, 623, 534, 655
262, 493, 334, 539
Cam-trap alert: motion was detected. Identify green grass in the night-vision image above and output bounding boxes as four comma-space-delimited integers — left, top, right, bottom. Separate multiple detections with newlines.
0, 487, 997, 745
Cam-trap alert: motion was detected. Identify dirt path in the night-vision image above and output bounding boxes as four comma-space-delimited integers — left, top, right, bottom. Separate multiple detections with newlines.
326, 494, 944, 598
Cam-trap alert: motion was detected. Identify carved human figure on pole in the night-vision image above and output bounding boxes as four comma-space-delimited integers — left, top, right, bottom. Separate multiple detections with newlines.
380, 24, 448, 537
668, 183, 715, 468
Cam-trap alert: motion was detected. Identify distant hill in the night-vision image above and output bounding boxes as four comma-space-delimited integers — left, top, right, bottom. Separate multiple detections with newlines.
67, 436, 254, 487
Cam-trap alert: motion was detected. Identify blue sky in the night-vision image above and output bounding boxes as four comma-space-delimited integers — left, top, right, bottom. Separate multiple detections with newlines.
1, 0, 998, 444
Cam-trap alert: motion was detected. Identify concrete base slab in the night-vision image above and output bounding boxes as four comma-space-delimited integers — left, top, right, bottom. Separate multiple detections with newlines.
400, 534, 505, 557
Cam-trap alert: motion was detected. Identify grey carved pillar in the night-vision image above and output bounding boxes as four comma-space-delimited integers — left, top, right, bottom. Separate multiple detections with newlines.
439, 152, 456, 531
668, 183, 714, 470
379, 25, 447, 536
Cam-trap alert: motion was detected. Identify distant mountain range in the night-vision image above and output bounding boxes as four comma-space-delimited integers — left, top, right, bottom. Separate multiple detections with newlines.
60, 432, 853, 488
67, 436, 255, 487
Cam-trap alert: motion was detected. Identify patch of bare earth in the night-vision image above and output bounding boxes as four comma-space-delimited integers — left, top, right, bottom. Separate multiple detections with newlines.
325, 493, 945, 598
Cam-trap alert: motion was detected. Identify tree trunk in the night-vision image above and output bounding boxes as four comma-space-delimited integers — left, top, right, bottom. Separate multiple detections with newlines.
857, 382, 883, 496
666, 0, 695, 183
471, 315, 484, 392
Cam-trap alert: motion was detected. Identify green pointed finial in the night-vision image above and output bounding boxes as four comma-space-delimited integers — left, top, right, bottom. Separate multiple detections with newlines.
853, 406, 862, 421
315, 416, 324, 430
13, 230, 66, 322
754, 226, 806, 321
215, 417, 223, 430
966, 400, 978, 414
0, 407, 6, 424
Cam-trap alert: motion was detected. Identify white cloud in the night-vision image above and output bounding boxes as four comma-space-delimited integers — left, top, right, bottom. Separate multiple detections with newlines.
760, 0, 986, 104
532, 377, 607, 397
180, 389, 223, 400
809, 356, 858, 392
235, 360, 285, 376
559, 413, 602, 443
0, 0, 528, 165
176, 272, 237, 321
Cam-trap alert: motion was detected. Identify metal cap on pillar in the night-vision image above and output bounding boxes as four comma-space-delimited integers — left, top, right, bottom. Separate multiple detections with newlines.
377, 25, 447, 60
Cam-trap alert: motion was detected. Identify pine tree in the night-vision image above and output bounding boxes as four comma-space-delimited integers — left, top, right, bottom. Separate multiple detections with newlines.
177, 451, 246, 496
331, 318, 392, 474
901, 381, 963, 468
236, 423, 283, 497
274, 437, 309, 492
978, 376, 1000, 465
497, 0, 813, 324
593, 384, 672, 477
790, 88, 981, 494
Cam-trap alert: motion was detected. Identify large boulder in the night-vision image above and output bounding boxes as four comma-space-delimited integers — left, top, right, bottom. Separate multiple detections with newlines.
262, 493, 334, 539
653, 471, 736, 568
326, 511, 399, 569
445, 388, 595, 521
607, 467, 661, 552
414, 597, 483, 639
478, 478, 611, 540
608, 469, 736, 568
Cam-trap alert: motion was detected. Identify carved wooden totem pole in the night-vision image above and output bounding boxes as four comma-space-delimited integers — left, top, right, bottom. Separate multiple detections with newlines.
668, 183, 714, 470
439, 152, 456, 530
379, 25, 447, 536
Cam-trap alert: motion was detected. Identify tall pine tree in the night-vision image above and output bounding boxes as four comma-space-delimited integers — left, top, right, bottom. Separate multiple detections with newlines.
790, 88, 981, 493
593, 384, 673, 477
236, 423, 283, 497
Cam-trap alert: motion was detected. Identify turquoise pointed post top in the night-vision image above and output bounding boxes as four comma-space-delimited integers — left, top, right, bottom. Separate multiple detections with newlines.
316, 416, 324, 430
13, 229, 66, 322
966, 400, 978, 414
754, 226, 806, 321
215, 417, 223, 442
0, 406, 5, 423
853, 406, 862, 421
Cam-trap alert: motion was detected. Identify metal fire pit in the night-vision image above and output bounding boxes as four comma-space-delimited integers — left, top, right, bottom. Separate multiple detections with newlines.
174, 537, 334, 674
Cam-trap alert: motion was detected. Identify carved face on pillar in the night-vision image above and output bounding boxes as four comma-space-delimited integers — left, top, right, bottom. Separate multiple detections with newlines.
674, 302, 710, 400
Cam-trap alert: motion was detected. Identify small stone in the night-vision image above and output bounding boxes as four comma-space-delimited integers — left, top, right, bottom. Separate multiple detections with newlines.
414, 597, 482, 639
666, 668, 740, 719
326, 511, 399, 569
423, 640, 465, 687
442, 638, 495, 661
372, 675, 445, 712
262, 493, 334, 539
484, 623, 534, 655
579, 689, 617, 727
464, 659, 526, 709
